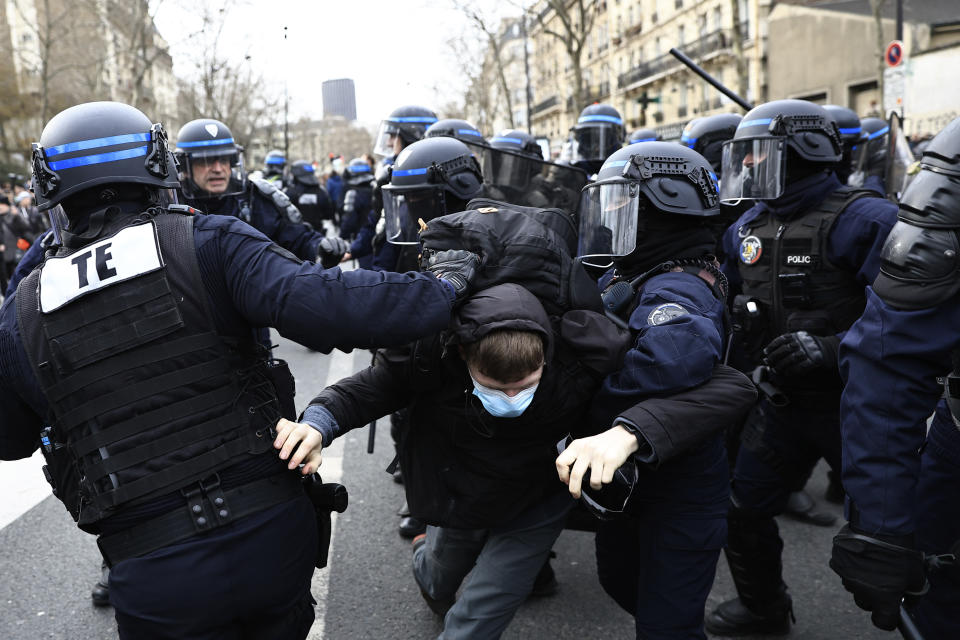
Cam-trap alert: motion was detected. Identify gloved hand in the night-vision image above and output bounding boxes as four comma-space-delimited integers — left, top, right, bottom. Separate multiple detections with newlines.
763, 331, 839, 376
830, 524, 927, 631
422, 249, 480, 301
317, 236, 349, 269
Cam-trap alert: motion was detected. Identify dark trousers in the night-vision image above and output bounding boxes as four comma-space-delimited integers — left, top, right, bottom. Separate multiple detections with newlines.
725, 393, 841, 609
910, 404, 960, 639
110, 495, 318, 640
595, 436, 729, 639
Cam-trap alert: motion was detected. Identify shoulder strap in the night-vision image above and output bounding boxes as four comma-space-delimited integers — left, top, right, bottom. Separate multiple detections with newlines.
251, 177, 302, 224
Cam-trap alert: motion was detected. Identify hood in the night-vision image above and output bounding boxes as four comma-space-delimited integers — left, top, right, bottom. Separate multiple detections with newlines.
758, 171, 841, 219
447, 283, 554, 360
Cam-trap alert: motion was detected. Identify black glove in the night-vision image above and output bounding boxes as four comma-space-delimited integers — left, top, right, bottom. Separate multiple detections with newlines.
829, 524, 927, 631
422, 249, 480, 301
763, 331, 839, 376
317, 236, 349, 269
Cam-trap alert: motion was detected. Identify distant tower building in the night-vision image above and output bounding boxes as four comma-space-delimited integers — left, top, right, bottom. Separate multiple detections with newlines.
322, 78, 357, 121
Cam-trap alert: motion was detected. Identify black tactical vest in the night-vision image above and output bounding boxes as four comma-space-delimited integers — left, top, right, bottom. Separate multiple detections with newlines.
733, 187, 877, 364
17, 208, 281, 528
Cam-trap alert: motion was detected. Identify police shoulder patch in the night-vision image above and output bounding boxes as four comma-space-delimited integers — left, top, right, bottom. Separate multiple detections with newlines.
739, 235, 763, 265
647, 302, 689, 326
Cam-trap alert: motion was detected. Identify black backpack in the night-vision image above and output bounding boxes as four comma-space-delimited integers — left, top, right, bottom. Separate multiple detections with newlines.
419, 199, 600, 316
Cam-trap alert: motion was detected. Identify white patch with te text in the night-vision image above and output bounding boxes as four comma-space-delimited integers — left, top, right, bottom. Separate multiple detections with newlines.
39, 222, 163, 313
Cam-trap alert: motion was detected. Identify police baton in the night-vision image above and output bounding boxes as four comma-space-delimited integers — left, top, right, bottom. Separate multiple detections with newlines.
669, 48, 753, 112
898, 604, 924, 640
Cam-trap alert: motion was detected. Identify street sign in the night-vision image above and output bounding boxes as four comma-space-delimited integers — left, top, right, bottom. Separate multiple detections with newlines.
885, 40, 904, 67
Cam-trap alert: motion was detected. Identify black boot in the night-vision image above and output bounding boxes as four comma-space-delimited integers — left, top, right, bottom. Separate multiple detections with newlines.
706, 506, 793, 636
783, 490, 836, 527
399, 515, 426, 538
91, 561, 110, 607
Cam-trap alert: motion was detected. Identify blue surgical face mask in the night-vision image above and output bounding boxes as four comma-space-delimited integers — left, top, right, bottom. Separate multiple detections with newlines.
469, 374, 539, 418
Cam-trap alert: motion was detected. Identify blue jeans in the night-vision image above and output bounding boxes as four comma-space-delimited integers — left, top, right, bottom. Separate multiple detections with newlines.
412, 490, 573, 640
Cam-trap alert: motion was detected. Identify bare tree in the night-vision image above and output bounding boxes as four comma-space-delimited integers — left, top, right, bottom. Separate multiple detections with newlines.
10, 0, 102, 121
531, 0, 599, 114
452, 1, 518, 129
175, 1, 280, 147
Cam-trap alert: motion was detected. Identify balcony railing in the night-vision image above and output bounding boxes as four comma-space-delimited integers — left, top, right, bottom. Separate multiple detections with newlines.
532, 95, 560, 115
616, 28, 738, 90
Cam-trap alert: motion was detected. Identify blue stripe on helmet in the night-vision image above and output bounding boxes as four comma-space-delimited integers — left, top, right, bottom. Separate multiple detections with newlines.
176, 137, 236, 148
391, 116, 438, 124
866, 125, 890, 141
492, 136, 523, 145
350, 164, 371, 173
392, 167, 429, 177
630, 137, 658, 144
578, 115, 623, 125
739, 118, 772, 129
266, 156, 285, 164
457, 129, 483, 137
46, 132, 151, 158
601, 160, 629, 170
48, 145, 149, 171
839, 127, 862, 136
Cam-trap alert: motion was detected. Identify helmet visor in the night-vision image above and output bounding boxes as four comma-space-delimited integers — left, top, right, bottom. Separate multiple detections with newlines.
577, 180, 639, 267
571, 126, 621, 165
383, 187, 445, 245
178, 149, 245, 199
465, 142, 588, 212
719, 138, 786, 203
374, 122, 402, 157
887, 114, 916, 199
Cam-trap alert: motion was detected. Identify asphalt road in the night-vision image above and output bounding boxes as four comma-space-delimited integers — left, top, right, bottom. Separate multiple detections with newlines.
0, 334, 892, 639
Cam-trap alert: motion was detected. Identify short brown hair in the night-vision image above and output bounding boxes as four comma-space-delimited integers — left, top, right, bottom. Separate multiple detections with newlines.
461, 329, 545, 383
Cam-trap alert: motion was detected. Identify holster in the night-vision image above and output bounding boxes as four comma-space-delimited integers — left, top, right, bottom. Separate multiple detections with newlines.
265, 359, 297, 421
302, 473, 349, 569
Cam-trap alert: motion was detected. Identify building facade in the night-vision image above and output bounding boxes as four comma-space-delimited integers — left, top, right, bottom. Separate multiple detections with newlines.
322, 78, 358, 122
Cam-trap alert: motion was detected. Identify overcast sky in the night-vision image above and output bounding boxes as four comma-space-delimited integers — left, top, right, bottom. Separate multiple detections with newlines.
154, 0, 513, 127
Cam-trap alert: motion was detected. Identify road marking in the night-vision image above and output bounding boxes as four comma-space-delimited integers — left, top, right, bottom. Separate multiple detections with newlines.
307, 347, 364, 639
0, 451, 51, 531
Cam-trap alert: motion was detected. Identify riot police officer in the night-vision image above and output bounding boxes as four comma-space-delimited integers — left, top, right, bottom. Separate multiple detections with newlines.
823, 105, 862, 184
568, 103, 625, 175
565, 141, 755, 638
0, 101, 479, 639
425, 118, 488, 146
263, 149, 286, 184
284, 160, 334, 232
831, 116, 960, 639
705, 100, 898, 635
175, 118, 346, 265
848, 116, 890, 195
373, 105, 439, 166
680, 114, 741, 178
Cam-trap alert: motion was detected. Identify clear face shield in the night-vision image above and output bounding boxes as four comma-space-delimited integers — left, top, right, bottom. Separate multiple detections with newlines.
719, 137, 787, 204
179, 148, 245, 199
466, 142, 588, 212
887, 113, 916, 199
382, 187, 446, 245
374, 121, 402, 157
570, 125, 621, 166
577, 180, 640, 269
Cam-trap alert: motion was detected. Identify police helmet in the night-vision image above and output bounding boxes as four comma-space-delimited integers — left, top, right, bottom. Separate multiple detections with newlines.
848, 117, 889, 184
31, 101, 179, 213
289, 160, 318, 186
823, 104, 861, 181
426, 119, 488, 146
680, 113, 742, 177
578, 142, 720, 267
719, 99, 842, 203
490, 130, 543, 159
627, 128, 659, 144
373, 105, 438, 157
569, 103, 625, 173
381, 137, 483, 245
264, 149, 286, 177
174, 118, 245, 199
344, 158, 375, 187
